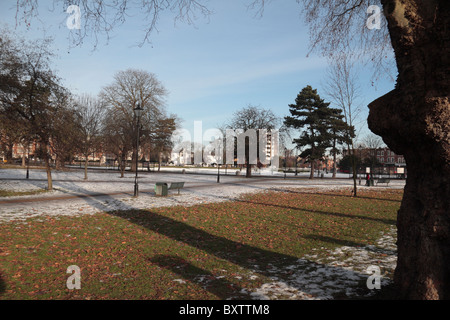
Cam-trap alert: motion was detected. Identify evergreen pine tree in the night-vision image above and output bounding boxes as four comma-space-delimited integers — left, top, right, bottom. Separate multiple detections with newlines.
285, 85, 351, 179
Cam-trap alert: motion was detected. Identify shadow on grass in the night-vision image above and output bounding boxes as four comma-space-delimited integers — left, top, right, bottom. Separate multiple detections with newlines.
182, 182, 398, 226
185, 189, 397, 226
236, 197, 397, 226
0, 169, 398, 299
269, 188, 403, 203
303, 234, 397, 256
150, 255, 247, 300
0, 274, 6, 295
109, 209, 393, 300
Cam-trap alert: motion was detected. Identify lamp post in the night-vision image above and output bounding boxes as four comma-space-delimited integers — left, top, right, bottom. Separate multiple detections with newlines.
26, 142, 30, 179
217, 139, 221, 183
133, 103, 143, 197
358, 145, 362, 185
284, 148, 287, 179
295, 148, 298, 176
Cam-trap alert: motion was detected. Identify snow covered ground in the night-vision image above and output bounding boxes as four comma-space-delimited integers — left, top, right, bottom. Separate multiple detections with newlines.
0, 167, 404, 299
0, 167, 405, 223
246, 226, 397, 300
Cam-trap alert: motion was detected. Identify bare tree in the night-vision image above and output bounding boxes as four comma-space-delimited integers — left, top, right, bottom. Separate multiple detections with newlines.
102, 110, 132, 178
324, 54, 362, 135
0, 29, 67, 191
147, 115, 179, 171
100, 68, 168, 173
226, 105, 280, 178
50, 96, 80, 170
14, 0, 213, 48
74, 94, 106, 180
363, 132, 384, 150
0, 112, 25, 163
361, 132, 384, 171
323, 53, 362, 193
1, 29, 30, 164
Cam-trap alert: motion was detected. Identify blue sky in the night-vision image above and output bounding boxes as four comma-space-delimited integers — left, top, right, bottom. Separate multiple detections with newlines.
0, 1, 395, 143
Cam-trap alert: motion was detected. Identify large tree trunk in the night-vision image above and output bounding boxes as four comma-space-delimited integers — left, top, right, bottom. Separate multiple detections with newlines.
368, 0, 450, 299
42, 143, 53, 191
119, 156, 126, 178
309, 160, 314, 179
5, 143, 13, 163
246, 162, 252, 178
84, 157, 88, 180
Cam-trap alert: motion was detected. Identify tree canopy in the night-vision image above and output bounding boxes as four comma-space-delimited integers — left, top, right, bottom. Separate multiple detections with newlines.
284, 85, 350, 179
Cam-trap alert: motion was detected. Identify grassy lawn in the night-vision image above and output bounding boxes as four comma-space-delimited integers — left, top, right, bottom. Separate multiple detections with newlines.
0, 189, 48, 198
0, 188, 402, 300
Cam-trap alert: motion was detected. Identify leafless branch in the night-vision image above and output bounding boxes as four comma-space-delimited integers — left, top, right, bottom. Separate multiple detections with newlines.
14, 0, 213, 48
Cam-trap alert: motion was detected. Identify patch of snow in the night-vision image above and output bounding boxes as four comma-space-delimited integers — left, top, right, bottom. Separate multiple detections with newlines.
0, 168, 404, 223
1, 168, 400, 299
249, 227, 397, 300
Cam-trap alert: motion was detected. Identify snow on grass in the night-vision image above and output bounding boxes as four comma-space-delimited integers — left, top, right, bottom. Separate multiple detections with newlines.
245, 226, 397, 300
1, 167, 405, 223
1, 167, 401, 300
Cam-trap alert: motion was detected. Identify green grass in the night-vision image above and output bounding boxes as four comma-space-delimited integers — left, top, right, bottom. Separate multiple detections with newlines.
0, 188, 402, 300
0, 164, 46, 170
0, 189, 48, 197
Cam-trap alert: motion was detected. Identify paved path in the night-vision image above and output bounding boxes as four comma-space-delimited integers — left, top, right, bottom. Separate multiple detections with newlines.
0, 168, 405, 222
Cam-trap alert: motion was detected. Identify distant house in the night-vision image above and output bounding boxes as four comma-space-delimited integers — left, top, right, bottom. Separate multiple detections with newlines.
343, 147, 405, 166
374, 147, 406, 166
11, 141, 41, 162
342, 146, 407, 176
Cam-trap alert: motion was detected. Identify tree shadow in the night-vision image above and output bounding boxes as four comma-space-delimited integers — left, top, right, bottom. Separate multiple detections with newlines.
237, 197, 398, 226
109, 209, 390, 300
1, 169, 397, 299
269, 188, 403, 203
50, 179, 137, 213
303, 235, 397, 256
149, 255, 248, 300
0, 273, 6, 295
180, 188, 397, 226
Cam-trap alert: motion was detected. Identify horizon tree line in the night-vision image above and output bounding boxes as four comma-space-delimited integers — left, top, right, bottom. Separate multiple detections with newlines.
0, 28, 178, 189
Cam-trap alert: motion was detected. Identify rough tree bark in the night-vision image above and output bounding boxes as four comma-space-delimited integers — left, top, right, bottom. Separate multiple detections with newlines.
368, 0, 450, 299
41, 142, 53, 191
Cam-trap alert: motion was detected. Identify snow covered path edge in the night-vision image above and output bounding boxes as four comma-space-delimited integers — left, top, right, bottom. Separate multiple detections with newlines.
1, 168, 401, 299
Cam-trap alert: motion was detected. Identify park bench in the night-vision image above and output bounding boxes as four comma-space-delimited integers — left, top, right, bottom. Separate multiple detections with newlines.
376, 178, 390, 186
155, 182, 185, 196
168, 182, 185, 194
